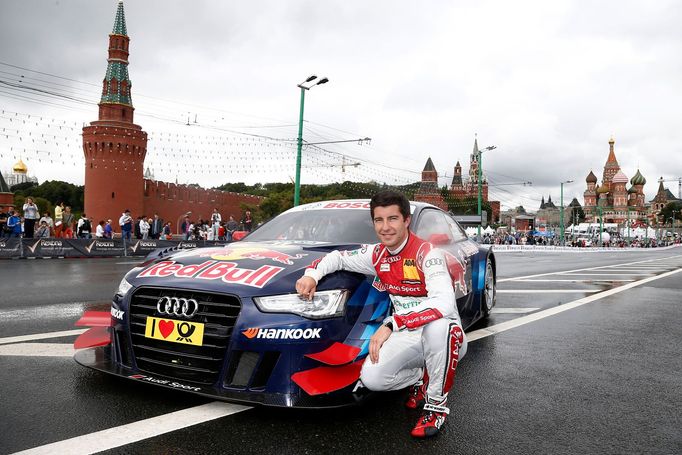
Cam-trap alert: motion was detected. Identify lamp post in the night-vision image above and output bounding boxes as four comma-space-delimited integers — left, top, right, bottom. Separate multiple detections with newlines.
294, 75, 329, 206
477, 145, 496, 238
560, 180, 573, 246
598, 206, 603, 247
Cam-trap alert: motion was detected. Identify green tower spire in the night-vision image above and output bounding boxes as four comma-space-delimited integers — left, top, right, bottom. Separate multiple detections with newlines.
112, 0, 128, 35
100, 0, 133, 107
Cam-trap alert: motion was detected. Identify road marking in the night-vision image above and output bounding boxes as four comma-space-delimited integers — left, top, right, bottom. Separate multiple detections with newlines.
0, 329, 87, 345
115, 261, 141, 265
490, 307, 539, 314
560, 273, 652, 276
12, 401, 252, 455
468, 267, 682, 342
497, 289, 600, 293
498, 254, 682, 282
512, 279, 634, 282
0, 343, 75, 357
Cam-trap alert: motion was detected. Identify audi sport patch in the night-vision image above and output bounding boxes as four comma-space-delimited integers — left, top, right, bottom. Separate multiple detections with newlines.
144, 316, 205, 346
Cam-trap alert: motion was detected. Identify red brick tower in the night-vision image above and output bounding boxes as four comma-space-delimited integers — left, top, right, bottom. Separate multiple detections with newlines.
82, 0, 147, 223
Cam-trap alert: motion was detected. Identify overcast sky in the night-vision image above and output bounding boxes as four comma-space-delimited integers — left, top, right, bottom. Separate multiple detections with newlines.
1, 0, 681, 211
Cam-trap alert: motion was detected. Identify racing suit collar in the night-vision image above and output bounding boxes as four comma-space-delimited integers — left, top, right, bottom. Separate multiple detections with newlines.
386, 232, 410, 256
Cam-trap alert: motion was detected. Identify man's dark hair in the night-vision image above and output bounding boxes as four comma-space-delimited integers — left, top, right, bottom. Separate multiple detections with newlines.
370, 190, 410, 220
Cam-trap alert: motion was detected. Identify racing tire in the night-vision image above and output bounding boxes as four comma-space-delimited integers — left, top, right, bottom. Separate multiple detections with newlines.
481, 259, 496, 318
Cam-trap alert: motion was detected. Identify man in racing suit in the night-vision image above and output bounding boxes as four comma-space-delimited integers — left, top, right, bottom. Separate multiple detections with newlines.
296, 191, 467, 438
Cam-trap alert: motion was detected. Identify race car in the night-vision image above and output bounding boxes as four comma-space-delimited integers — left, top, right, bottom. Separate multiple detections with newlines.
74, 199, 496, 408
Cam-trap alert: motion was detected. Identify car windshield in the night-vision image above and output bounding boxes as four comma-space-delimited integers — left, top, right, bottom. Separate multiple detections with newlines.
246, 209, 377, 244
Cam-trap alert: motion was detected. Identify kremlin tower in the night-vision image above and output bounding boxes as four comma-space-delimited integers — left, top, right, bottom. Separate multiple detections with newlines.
82, 2, 262, 228
82, 0, 147, 224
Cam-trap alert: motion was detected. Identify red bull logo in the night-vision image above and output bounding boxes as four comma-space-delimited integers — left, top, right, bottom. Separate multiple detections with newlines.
136, 260, 283, 288
206, 247, 307, 265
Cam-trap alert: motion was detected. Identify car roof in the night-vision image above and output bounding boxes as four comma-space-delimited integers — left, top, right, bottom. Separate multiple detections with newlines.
288, 199, 441, 214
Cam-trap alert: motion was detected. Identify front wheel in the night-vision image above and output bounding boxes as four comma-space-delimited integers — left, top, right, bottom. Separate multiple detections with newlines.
482, 259, 496, 318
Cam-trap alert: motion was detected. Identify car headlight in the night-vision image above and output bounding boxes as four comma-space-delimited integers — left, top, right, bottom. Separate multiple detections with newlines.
116, 277, 133, 296
254, 290, 348, 319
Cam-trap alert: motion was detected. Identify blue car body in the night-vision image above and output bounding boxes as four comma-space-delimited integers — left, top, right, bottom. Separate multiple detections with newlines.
74, 200, 496, 408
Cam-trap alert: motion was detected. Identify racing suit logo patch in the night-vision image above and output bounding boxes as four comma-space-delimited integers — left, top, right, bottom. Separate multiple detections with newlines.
402, 259, 419, 280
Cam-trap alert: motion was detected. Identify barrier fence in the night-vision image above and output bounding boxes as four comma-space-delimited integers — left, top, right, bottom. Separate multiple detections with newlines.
485, 244, 681, 253
0, 238, 226, 259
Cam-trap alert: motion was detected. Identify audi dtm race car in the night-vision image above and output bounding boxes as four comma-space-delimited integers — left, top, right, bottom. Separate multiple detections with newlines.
74, 200, 496, 408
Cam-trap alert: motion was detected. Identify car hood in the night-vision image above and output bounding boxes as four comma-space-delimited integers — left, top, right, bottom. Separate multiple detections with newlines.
125, 241, 366, 297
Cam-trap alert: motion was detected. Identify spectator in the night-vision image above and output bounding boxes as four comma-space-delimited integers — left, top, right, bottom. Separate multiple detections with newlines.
0, 210, 9, 237
104, 219, 113, 239
22, 197, 39, 238
54, 202, 64, 238
151, 214, 163, 240
218, 222, 226, 241
226, 215, 238, 242
181, 216, 190, 240
140, 217, 150, 239
163, 221, 172, 240
36, 220, 50, 238
77, 214, 92, 239
119, 210, 133, 241
211, 208, 222, 239
39, 212, 54, 237
243, 210, 253, 232
95, 220, 105, 238
62, 206, 75, 238
7, 210, 22, 237
134, 216, 143, 239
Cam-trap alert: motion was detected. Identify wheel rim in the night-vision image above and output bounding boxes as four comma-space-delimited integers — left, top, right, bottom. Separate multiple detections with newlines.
484, 262, 495, 311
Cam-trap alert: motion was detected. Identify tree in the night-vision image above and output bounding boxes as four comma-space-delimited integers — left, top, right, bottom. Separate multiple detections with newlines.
660, 201, 682, 225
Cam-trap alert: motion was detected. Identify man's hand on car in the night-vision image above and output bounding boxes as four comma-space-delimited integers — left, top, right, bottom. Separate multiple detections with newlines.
295, 276, 317, 300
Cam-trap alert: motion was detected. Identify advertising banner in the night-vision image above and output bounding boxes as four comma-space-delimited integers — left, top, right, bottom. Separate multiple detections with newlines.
125, 239, 177, 256
70, 239, 125, 257
21, 238, 79, 258
0, 238, 22, 258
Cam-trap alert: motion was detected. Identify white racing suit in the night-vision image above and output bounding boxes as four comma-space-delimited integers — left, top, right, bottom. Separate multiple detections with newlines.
304, 232, 467, 410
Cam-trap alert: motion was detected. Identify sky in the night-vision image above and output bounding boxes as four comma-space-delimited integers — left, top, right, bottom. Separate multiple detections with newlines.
1, 0, 681, 211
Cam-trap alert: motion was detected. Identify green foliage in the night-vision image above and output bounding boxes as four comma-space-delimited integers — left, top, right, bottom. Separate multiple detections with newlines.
447, 197, 493, 223
12, 180, 84, 211
660, 201, 682, 224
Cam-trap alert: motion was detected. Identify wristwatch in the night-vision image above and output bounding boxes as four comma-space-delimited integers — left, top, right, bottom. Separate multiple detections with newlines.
384, 321, 393, 331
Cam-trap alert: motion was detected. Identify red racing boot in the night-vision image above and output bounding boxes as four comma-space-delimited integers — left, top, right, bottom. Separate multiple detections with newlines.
410, 401, 449, 438
405, 370, 429, 409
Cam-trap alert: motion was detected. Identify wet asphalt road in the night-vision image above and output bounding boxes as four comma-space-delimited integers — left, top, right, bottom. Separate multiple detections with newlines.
1, 249, 681, 454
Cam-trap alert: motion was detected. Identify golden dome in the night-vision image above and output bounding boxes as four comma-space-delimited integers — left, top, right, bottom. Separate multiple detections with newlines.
12, 158, 28, 174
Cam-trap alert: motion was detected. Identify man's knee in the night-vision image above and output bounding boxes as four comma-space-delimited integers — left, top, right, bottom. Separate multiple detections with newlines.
360, 363, 390, 391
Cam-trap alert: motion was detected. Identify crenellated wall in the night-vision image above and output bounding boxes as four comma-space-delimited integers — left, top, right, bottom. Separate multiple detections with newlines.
142, 179, 262, 233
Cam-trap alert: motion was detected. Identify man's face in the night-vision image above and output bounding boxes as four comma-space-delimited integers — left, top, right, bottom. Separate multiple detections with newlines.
372, 205, 410, 250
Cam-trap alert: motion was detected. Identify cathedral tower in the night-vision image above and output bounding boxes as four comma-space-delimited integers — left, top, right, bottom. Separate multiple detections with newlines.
82, 0, 147, 223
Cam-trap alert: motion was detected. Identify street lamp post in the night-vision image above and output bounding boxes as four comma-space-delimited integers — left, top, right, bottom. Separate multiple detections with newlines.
598, 206, 603, 247
560, 180, 573, 246
477, 145, 496, 238
294, 75, 329, 206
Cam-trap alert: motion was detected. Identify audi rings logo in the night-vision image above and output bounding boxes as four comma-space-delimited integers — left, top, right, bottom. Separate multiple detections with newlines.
156, 297, 200, 318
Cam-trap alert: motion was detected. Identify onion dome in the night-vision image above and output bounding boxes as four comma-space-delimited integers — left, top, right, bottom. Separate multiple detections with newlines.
630, 169, 646, 186
612, 170, 628, 184
586, 170, 598, 183
12, 158, 28, 174
596, 184, 609, 194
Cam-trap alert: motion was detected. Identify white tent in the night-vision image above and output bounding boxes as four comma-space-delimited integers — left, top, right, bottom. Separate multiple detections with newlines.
483, 226, 495, 235
465, 227, 478, 238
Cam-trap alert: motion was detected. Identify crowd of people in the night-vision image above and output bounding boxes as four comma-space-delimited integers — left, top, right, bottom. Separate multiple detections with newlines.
0, 200, 254, 241
476, 230, 681, 248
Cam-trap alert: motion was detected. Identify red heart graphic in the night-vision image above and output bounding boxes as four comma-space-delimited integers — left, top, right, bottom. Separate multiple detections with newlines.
158, 320, 175, 338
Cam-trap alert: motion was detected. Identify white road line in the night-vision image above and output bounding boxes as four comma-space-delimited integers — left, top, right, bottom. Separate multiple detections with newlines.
0, 329, 87, 345
498, 254, 682, 282
115, 261, 140, 265
0, 343, 75, 357
11, 401, 252, 455
512, 279, 634, 282
560, 273, 652, 276
490, 307, 540, 314
497, 289, 600, 293
468, 267, 682, 342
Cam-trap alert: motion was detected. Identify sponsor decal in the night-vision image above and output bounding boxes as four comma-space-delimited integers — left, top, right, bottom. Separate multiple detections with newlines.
322, 201, 370, 209
402, 259, 420, 280
127, 374, 202, 392
206, 247, 307, 265
145, 316, 205, 345
383, 255, 401, 264
445, 250, 469, 296
242, 327, 322, 340
372, 276, 386, 292
111, 307, 124, 320
129, 241, 158, 253
136, 260, 283, 288
179, 242, 198, 249
380, 263, 390, 272
86, 240, 116, 253
424, 258, 443, 267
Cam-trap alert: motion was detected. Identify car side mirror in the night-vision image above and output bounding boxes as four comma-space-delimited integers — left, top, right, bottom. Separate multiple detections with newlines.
428, 233, 450, 245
